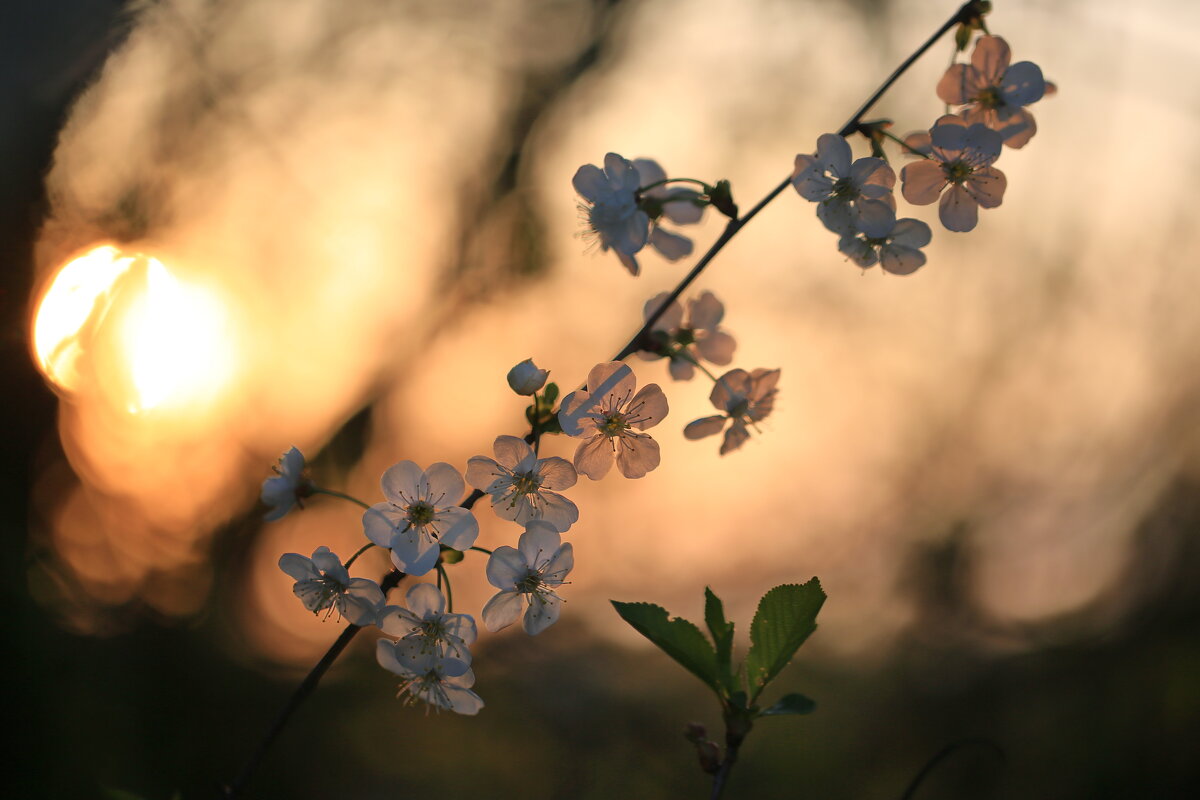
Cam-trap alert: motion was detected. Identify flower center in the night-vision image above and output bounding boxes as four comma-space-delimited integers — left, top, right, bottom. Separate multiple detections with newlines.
407, 501, 436, 527
512, 470, 542, 497
601, 413, 629, 437
830, 177, 859, 200
944, 160, 973, 184
976, 85, 1002, 109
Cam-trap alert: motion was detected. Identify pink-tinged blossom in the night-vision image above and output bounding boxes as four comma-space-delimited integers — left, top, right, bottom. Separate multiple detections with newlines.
573, 153, 649, 275
376, 639, 483, 715
466, 436, 579, 532
379, 583, 476, 664
261, 446, 312, 521
684, 368, 780, 455
637, 291, 737, 381
900, 115, 1006, 233
792, 134, 896, 237
938, 35, 1045, 149
558, 361, 668, 480
839, 218, 933, 276
363, 461, 478, 577
278, 546, 384, 626
481, 521, 574, 635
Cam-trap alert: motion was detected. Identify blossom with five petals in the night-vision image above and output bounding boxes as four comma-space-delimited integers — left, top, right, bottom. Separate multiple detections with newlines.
278, 546, 384, 626
573, 153, 649, 275
558, 361, 668, 480
792, 134, 896, 237
376, 639, 483, 715
260, 446, 312, 521
684, 368, 781, 455
637, 291, 737, 381
900, 115, 1005, 233
838, 217, 933, 275
466, 436, 579, 531
378, 583, 476, 663
363, 461, 478, 577
481, 521, 574, 635
937, 35, 1045, 149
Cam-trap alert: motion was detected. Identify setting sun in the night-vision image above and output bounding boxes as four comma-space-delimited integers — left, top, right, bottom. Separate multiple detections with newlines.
32, 244, 236, 413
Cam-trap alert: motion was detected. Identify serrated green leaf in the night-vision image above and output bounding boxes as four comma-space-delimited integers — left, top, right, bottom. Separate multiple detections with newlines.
759, 692, 816, 717
612, 600, 718, 692
703, 587, 735, 693
745, 579, 825, 699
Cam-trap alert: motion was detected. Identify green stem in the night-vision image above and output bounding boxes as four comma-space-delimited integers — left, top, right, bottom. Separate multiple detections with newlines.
437, 564, 454, 612
674, 348, 719, 382
878, 128, 931, 159
311, 487, 372, 511
469, 545, 494, 556
638, 177, 710, 193
342, 542, 375, 569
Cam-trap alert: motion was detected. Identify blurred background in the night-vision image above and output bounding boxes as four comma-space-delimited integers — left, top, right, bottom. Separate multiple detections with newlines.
5, 0, 1199, 797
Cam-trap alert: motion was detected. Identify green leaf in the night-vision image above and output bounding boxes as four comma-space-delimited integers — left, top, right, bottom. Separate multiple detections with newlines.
543, 382, 559, 405
744, 578, 826, 698
704, 587, 735, 692
612, 600, 718, 692
759, 693, 816, 717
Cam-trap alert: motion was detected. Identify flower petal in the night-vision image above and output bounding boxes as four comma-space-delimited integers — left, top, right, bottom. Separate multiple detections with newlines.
572, 164, 607, 201
815, 133, 852, 176
435, 506, 479, 551
573, 435, 614, 480
996, 107, 1037, 149
485, 546, 527, 590
523, 594, 562, 635
936, 63, 972, 106
890, 218, 932, 249
406, 582, 446, 618
696, 331, 736, 366
855, 199, 897, 239
278, 553, 320, 582
938, 184, 980, 232
423, 462, 465, 506
684, 415, 727, 440
1002, 60, 1045, 107
533, 491, 579, 532
535, 455, 578, 490
719, 422, 751, 455
380, 460, 423, 503
363, 503, 400, 547
482, 590, 524, 632
901, 160, 947, 206
668, 357, 695, 381
879, 243, 927, 275
687, 291, 724, 331
839, 235, 877, 268
644, 291, 683, 332
965, 167, 1006, 209
492, 435, 531, 470
649, 226, 693, 261
615, 434, 661, 478
519, 524, 562, 566
972, 36, 1011, 84
390, 540, 440, 577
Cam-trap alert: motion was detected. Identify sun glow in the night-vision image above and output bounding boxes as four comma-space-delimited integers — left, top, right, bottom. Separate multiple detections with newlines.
32, 244, 236, 413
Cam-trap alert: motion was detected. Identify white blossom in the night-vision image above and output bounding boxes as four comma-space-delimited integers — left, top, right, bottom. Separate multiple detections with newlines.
260, 446, 311, 521
466, 436, 579, 532
573, 153, 649, 275
792, 134, 896, 237
684, 368, 780, 455
376, 639, 483, 715
900, 115, 1005, 233
938, 35, 1045, 149
558, 361, 668, 480
506, 358, 549, 396
363, 461, 478, 577
637, 291, 737, 381
481, 521, 574, 635
278, 546, 384, 626
379, 583, 476, 664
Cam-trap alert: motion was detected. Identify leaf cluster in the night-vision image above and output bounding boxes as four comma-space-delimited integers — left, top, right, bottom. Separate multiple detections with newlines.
611, 579, 825, 726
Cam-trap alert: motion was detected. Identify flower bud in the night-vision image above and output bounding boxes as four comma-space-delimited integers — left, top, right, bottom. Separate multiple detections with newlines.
507, 358, 549, 395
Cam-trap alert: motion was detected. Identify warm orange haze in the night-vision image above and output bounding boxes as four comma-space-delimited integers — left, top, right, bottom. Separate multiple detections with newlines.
12, 0, 1200, 796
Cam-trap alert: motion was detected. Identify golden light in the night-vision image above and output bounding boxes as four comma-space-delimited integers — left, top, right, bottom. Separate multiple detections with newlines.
32, 244, 236, 414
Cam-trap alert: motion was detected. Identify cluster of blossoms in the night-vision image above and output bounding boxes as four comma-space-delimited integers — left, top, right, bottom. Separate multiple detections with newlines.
792, 33, 1048, 273
255, 10, 1046, 724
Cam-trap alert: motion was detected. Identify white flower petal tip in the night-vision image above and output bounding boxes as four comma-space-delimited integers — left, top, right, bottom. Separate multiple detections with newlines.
685, 368, 780, 455
506, 358, 549, 395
